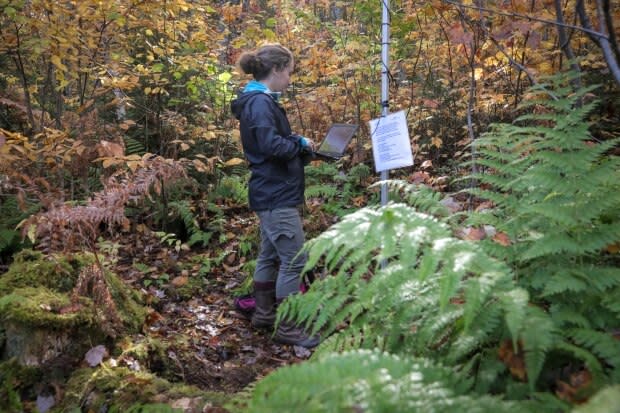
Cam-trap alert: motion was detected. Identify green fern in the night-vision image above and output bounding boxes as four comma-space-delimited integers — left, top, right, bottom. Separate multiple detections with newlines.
124, 136, 147, 156
212, 174, 248, 205
464, 73, 620, 390
277, 202, 544, 384
168, 200, 213, 247
304, 162, 376, 216
243, 350, 535, 413
304, 184, 338, 199
572, 385, 620, 413
0, 195, 39, 255
246, 74, 616, 411
381, 179, 451, 218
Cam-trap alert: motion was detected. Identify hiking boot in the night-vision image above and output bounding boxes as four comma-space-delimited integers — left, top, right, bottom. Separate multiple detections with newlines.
251, 287, 276, 329
274, 320, 320, 348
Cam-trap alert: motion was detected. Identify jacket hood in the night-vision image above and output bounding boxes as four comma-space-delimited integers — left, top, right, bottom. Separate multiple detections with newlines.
231, 81, 282, 120
230, 90, 263, 120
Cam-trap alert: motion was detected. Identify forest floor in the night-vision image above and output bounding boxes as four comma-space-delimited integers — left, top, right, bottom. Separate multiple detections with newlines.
109, 204, 329, 407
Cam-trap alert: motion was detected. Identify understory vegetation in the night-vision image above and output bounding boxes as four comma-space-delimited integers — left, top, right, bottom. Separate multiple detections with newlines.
1, 0, 619, 412
241, 76, 620, 412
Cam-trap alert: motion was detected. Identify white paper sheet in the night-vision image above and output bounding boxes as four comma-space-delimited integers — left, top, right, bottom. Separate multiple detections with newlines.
370, 110, 414, 173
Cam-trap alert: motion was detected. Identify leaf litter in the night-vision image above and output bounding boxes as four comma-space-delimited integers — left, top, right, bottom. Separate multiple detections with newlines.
110, 210, 313, 396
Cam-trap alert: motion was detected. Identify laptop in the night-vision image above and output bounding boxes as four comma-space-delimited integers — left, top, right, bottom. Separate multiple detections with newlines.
313, 123, 358, 160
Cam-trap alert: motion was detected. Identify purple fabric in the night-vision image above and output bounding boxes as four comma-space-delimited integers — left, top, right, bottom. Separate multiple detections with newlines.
234, 295, 255, 318
236, 297, 256, 310
234, 280, 310, 316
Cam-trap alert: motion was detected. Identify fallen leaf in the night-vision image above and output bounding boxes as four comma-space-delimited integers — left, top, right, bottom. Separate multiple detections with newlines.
464, 227, 486, 241
475, 201, 494, 211
85, 345, 108, 367
410, 171, 430, 184
493, 232, 512, 246
144, 310, 163, 327
440, 196, 461, 212
606, 243, 619, 254
556, 369, 592, 403
224, 157, 245, 166
226, 252, 237, 265
293, 345, 312, 359
498, 340, 526, 381
171, 275, 188, 287
97, 140, 124, 158
483, 225, 497, 238
36, 394, 55, 413
420, 159, 433, 169
171, 398, 194, 410
351, 195, 366, 207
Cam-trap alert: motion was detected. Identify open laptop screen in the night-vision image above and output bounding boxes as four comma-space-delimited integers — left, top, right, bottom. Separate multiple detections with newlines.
316, 124, 358, 157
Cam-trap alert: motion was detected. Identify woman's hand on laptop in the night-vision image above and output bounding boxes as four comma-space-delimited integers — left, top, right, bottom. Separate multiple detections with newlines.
298, 136, 316, 151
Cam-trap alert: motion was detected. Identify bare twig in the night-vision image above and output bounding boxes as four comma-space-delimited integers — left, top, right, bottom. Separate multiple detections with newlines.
442, 0, 608, 40
553, 0, 582, 95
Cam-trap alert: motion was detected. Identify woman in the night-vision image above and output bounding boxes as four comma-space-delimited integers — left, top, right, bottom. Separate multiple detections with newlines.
230, 43, 319, 348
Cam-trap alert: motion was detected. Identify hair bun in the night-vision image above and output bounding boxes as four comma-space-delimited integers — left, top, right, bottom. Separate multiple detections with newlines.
238, 52, 265, 76
236, 43, 293, 80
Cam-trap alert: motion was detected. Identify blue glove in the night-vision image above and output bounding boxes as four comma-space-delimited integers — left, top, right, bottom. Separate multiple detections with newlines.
299, 136, 311, 148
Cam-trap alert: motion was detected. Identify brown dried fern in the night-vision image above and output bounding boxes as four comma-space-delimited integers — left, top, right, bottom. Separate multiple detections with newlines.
20, 154, 186, 255
72, 263, 121, 337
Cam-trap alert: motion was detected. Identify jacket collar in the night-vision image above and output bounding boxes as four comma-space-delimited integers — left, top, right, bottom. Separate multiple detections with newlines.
243, 80, 281, 102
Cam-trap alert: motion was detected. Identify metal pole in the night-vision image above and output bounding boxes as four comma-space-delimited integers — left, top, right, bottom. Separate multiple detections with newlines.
380, 0, 390, 206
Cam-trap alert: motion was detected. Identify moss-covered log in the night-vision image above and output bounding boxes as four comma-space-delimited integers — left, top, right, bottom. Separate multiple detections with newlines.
0, 250, 147, 367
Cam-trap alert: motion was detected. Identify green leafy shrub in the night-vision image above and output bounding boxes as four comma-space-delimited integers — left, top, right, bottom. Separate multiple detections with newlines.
305, 162, 375, 216
211, 173, 248, 205
0, 194, 37, 264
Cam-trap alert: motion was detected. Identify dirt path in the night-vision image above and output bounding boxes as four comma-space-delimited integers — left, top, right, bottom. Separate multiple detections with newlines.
148, 273, 311, 394
111, 214, 315, 402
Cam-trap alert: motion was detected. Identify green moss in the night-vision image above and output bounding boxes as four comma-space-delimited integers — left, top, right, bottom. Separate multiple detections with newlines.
112, 336, 189, 383
0, 250, 146, 335
0, 359, 42, 410
170, 275, 207, 301
0, 249, 97, 295
58, 365, 227, 412
103, 269, 147, 334
0, 287, 97, 329
0, 251, 74, 295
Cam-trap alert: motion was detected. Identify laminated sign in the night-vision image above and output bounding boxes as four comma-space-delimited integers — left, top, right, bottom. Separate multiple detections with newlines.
369, 110, 414, 173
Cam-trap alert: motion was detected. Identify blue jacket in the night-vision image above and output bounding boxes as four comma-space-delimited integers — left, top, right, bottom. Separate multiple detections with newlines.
231, 87, 307, 211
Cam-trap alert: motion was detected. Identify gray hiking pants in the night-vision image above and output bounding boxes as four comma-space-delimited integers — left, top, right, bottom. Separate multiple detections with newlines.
254, 207, 306, 298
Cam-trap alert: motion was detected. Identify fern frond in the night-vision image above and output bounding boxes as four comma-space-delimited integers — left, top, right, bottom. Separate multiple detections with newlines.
246, 350, 529, 413
124, 136, 147, 156
519, 306, 556, 389
463, 76, 620, 390
168, 200, 199, 233
279, 201, 530, 373
304, 184, 338, 199
542, 266, 620, 297
310, 328, 370, 360
549, 303, 592, 328
378, 180, 450, 217
572, 385, 620, 413
568, 329, 620, 370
